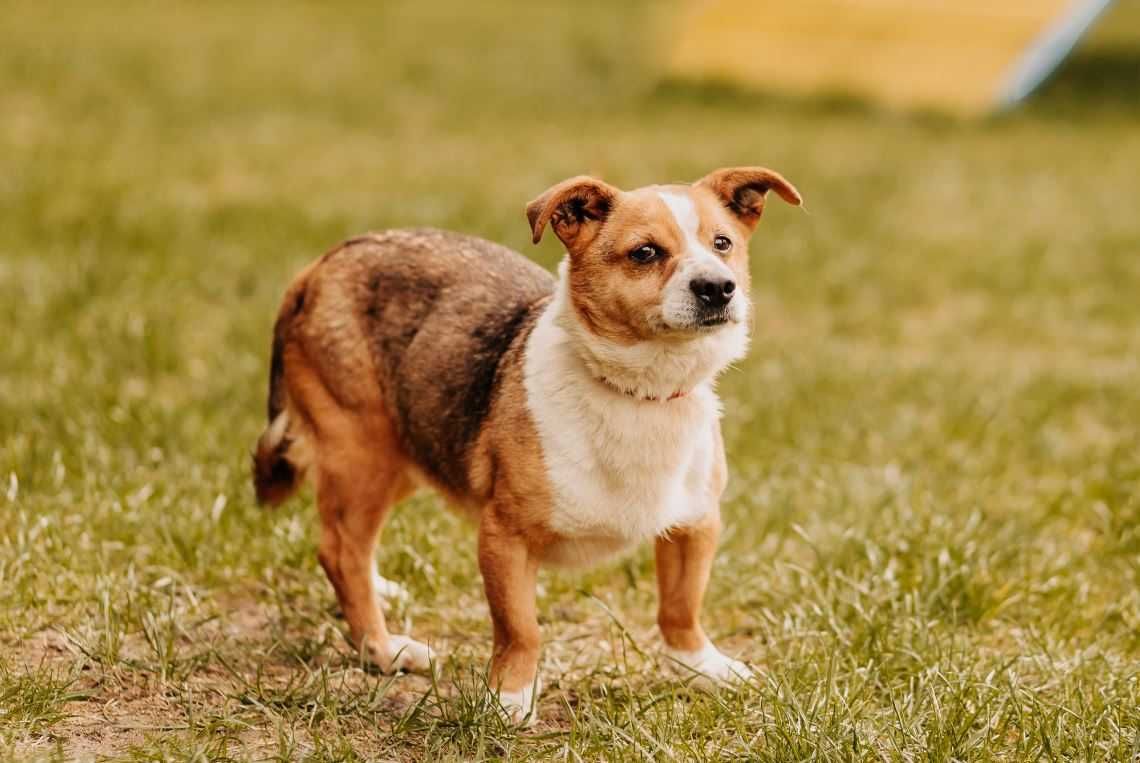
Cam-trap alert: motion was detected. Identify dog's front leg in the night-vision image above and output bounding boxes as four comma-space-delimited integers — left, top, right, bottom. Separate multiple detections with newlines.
478, 508, 541, 725
655, 508, 753, 688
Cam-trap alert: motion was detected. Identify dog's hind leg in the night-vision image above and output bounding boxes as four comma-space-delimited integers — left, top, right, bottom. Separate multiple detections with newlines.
272, 256, 434, 674
312, 416, 435, 675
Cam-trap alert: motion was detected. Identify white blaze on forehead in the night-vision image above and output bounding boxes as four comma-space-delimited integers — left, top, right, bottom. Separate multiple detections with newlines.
657, 190, 733, 279
658, 190, 703, 252
661, 191, 702, 245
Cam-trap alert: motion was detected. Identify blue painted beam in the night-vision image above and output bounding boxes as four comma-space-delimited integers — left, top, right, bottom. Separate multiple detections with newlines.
997, 0, 1117, 107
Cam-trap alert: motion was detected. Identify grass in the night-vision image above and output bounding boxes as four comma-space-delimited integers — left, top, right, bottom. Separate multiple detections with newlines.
2, 0, 1140, 759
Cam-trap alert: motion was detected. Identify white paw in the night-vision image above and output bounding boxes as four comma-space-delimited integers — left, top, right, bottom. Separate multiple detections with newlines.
364, 634, 437, 675
497, 678, 541, 726
371, 567, 411, 602
663, 641, 753, 690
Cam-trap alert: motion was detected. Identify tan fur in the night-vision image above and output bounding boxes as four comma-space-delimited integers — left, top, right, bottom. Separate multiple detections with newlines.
252, 168, 802, 719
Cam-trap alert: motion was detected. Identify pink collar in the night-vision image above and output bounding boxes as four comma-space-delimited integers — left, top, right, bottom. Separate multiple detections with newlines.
598, 376, 689, 402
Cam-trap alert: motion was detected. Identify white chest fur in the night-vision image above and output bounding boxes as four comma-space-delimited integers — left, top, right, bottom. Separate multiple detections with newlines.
523, 267, 746, 567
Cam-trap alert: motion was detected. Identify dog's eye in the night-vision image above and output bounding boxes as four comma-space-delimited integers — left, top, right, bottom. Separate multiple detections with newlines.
713, 235, 733, 253
629, 244, 660, 263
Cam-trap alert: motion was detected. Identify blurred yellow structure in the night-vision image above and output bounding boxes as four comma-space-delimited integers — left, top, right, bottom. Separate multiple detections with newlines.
670, 0, 1116, 114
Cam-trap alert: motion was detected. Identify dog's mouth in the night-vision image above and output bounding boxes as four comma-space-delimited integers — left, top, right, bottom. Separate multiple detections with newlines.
656, 301, 742, 334
656, 311, 735, 334
698, 315, 730, 328
693, 306, 736, 329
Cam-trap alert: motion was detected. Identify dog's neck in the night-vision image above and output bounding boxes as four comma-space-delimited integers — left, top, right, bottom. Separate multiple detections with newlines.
546, 259, 749, 403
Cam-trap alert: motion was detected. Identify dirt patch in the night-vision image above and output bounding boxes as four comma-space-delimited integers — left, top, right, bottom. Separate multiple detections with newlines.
5, 594, 442, 759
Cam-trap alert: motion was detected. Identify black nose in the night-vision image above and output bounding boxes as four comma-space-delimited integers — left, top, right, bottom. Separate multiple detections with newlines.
690, 277, 736, 308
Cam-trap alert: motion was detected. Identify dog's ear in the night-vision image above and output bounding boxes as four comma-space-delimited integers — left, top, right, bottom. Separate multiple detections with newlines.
695, 167, 802, 230
526, 176, 619, 250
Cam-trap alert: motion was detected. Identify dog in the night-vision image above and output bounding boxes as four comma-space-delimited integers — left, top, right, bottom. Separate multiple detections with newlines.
252, 166, 802, 723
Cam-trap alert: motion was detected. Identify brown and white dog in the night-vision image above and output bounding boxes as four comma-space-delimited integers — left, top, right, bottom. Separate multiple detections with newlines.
252, 167, 802, 723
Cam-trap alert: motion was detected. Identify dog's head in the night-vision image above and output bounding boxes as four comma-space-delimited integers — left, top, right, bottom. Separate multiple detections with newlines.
526, 167, 801, 344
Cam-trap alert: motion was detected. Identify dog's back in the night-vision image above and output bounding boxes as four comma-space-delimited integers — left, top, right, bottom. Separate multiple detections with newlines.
253, 228, 553, 507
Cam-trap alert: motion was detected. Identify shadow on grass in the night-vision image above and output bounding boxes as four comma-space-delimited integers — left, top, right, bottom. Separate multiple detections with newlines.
651, 77, 874, 118
1030, 48, 1140, 117
649, 77, 965, 132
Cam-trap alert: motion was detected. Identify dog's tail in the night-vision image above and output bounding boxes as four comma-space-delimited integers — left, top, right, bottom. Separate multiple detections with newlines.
252, 281, 312, 507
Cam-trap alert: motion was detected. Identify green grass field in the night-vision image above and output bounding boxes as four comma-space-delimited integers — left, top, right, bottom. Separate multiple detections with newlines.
3, 2, 1140, 760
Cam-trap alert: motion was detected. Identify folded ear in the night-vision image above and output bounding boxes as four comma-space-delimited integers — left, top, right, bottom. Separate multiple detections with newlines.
525, 176, 619, 249
696, 167, 802, 230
